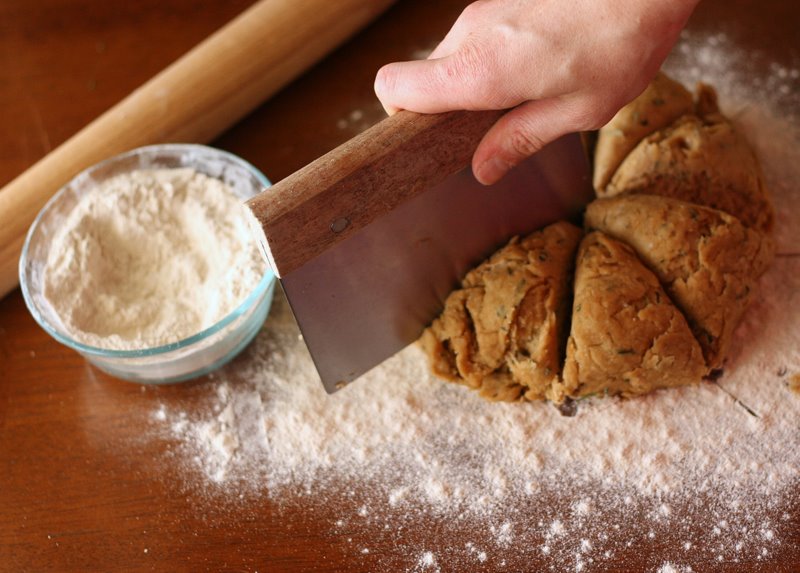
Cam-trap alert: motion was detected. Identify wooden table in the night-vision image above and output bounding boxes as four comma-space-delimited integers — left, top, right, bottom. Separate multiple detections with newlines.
1, 1, 798, 571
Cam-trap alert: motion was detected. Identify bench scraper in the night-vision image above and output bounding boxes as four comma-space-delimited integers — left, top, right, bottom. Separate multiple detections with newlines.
246, 109, 592, 393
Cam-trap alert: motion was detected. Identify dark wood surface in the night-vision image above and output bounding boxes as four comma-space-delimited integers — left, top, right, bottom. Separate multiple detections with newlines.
1, 1, 798, 571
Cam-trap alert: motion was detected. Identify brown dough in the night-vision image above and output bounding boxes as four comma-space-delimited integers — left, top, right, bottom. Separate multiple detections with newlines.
553, 232, 707, 403
585, 195, 774, 369
593, 72, 694, 191
694, 82, 721, 117
419, 221, 583, 401
601, 113, 774, 233
423, 71, 774, 405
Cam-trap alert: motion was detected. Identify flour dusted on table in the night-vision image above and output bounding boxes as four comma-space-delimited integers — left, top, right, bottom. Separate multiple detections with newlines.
156, 253, 799, 568
146, 32, 800, 571
43, 168, 266, 350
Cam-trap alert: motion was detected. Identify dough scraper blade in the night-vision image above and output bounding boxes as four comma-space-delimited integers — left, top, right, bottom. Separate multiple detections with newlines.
246, 110, 592, 393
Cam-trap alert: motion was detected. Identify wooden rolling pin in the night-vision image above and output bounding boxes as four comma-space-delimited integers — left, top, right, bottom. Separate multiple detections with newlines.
0, 0, 395, 298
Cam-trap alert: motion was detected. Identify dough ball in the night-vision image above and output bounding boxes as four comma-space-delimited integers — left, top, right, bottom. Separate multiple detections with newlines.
554, 232, 707, 403
585, 195, 774, 369
420, 221, 583, 401
601, 113, 774, 233
593, 72, 694, 191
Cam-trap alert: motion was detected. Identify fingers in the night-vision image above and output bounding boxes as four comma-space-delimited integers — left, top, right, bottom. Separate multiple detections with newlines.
375, 3, 482, 115
375, 58, 452, 115
375, 1, 545, 116
472, 97, 579, 185
375, 41, 461, 116
375, 47, 495, 116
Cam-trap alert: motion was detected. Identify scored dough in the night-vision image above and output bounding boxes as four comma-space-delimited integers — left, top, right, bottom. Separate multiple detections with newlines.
553, 232, 707, 403
593, 72, 694, 191
419, 221, 583, 401
601, 112, 774, 233
584, 195, 774, 369
422, 71, 774, 406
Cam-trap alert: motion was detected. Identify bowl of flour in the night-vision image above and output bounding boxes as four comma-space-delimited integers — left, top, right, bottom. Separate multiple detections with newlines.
19, 144, 276, 383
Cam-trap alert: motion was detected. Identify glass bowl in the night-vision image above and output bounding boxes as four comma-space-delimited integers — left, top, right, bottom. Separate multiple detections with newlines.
19, 144, 276, 384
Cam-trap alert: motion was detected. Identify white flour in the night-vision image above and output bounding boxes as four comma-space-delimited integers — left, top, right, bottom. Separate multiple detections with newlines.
145, 32, 799, 571
43, 168, 266, 350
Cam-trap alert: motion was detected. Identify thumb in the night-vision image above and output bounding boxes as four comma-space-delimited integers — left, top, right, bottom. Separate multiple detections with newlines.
472, 97, 578, 185
374, 52, 487, 116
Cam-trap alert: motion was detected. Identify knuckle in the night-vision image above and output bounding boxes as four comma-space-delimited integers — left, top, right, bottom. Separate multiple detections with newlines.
454, 41, 485, 76
445, 40, 503, 108
506, 121, 547, 158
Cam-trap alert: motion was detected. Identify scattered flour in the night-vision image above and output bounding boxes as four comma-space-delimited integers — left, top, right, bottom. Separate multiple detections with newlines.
656, 563, 694, 573
415, 551, 440, 572
334, 43, 432, 134
43, 168, 266, 350
335, 101, 387, 134
145, 32, 799, 571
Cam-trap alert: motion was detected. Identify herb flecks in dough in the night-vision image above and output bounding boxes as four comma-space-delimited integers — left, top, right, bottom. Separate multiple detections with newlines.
585, 194, 773, 368
421, 71, 775, 406
593, 72, 693, 191
602, 112, 774, 233
419, 222, 582, 402
556, 232, 707, 403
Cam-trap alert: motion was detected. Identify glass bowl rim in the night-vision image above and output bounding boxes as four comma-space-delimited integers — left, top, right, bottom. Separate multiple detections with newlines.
19, 143, 275, 359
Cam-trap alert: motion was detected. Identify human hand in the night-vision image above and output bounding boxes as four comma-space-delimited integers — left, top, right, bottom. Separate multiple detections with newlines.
374, 0, 699, 185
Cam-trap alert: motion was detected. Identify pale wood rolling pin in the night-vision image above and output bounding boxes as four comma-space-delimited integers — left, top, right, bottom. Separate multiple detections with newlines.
0, 0, 395, 299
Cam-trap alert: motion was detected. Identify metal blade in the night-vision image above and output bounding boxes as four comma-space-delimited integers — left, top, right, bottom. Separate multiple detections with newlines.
280, 133, 593, 393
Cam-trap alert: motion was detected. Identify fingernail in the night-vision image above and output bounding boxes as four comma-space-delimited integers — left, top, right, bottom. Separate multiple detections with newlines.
475, 157, 511, 186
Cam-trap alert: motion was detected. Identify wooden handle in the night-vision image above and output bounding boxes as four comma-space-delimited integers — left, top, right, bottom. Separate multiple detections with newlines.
0, 0, 395, 298
247, 109, 504, 277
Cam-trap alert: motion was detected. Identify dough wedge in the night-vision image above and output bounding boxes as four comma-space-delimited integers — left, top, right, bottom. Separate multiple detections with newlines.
585, 195, 773, 369
593, 72, 694, 191
554, 232, 707, 403
420, 221, 582, 401
601, 113, 774, 233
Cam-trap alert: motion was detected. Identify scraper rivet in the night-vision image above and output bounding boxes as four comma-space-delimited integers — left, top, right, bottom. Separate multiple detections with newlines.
330, 217, 350, 233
